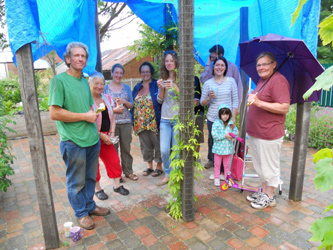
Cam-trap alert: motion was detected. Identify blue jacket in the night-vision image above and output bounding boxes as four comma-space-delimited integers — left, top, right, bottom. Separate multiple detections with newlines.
132, 79, 161, 129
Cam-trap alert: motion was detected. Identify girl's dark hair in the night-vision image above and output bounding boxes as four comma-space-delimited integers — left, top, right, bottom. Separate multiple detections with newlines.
159, 51, 178, 80
139, 61, 155, 76
212, 56, 228, 76
219, 107, 232, 125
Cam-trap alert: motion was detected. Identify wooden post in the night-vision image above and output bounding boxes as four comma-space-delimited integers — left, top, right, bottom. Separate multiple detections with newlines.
95, 2, 102, 73
179, 0, 194, 222
16, 43, 60, 249
238, 7, 249, 139
289, 102, 311, 201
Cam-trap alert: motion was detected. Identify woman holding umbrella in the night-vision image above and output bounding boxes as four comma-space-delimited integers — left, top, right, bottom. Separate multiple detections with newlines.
246, 52, 290, 209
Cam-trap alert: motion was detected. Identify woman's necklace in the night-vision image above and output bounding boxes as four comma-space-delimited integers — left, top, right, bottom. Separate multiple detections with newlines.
214, 76, 226, 85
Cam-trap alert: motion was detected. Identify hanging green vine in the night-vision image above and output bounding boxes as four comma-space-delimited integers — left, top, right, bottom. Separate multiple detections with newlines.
166, 88, 205, 220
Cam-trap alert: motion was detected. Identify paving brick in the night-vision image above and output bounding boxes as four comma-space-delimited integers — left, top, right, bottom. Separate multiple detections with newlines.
108, 219, 128, 232
215, 229, 233, 241
226, 238, 246, 249
234, 228, 253, 239
140, 234, 158, 247
207, 238, 228, 250
105, 239, 126, 250
185, 236, 209, 250
133, 225, 151, 237
246, 236, 263, 247
262, 234, 285, 247
96, 225, 114, 236
288, 210, 306, 220
249, 226, 269, 238
169, 241, 188, 250
83, 234, 101, 247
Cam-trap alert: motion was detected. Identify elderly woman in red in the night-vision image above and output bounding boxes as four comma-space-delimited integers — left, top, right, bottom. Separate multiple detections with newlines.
88, 72, 129, 200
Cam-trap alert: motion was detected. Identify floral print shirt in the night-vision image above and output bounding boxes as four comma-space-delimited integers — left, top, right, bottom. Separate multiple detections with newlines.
133, 93, 158, 135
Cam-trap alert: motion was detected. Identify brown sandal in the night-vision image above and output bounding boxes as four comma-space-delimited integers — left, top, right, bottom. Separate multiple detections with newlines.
125, 173, 138, 181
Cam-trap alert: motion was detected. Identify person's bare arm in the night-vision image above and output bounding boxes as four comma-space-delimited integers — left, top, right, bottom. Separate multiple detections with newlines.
248, 94, 289, 114
49, 105, 98, 123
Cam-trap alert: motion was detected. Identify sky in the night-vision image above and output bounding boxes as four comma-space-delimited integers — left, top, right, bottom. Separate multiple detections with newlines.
100, 7, 143, 52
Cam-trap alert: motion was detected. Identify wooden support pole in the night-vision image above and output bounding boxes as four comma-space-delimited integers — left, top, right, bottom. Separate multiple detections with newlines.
179, 0, 194, 222
95, 2, 102, 73
289, 102, 311, 201
16, 43, 60, 249
239, 7, 249, 139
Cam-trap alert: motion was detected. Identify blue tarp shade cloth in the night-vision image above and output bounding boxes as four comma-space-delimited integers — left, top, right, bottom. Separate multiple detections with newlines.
6, 0, 321, 75
6, 0, 98, 75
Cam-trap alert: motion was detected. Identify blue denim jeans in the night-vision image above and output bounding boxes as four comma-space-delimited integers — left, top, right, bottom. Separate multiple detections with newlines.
160, 119, 179, 177
60, 140, 101, 219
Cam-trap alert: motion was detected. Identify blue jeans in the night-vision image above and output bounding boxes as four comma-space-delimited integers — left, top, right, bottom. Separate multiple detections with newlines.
160, 119, 179, 177
60, 140, 101, 219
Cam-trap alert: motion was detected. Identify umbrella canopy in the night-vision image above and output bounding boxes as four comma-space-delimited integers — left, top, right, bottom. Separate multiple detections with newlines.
239, 33, 324, 104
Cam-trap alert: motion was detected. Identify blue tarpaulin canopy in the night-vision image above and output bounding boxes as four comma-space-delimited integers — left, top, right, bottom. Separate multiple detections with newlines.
6, 0, 321, 75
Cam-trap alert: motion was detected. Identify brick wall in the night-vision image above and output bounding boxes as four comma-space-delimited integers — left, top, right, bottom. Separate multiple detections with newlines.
124, 56, 153, 79
7, 62, 18, 75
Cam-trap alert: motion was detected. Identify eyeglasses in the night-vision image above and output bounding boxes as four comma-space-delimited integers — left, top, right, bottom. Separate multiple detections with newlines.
256, 62, 273, 68
140, 71, 151, 75
164, 50, 177, 56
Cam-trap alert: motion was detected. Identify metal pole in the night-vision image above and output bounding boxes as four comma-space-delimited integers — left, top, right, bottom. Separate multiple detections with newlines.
289, 102, 311, 200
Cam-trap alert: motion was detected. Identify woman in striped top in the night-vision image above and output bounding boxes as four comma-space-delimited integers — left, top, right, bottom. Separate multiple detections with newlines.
200, 56, 239, 172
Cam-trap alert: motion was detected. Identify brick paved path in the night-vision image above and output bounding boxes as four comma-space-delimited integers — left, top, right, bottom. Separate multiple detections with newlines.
1, 128, 332, 249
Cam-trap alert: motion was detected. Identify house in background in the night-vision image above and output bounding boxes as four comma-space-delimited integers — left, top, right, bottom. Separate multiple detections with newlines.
102, 47, 153, 80
0, 50, 52, 79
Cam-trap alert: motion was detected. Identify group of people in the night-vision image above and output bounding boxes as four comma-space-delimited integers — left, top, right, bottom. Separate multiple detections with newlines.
49, 41, 290, 229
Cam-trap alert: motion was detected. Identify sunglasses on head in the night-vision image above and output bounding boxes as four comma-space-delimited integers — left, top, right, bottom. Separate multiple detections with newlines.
164, 50, 177, 56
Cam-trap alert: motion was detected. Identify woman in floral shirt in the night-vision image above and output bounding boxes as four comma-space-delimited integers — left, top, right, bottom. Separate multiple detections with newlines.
132, 62, 162, 177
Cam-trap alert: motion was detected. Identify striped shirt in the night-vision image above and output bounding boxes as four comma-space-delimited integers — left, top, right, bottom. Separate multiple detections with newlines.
200, 77, 238, 122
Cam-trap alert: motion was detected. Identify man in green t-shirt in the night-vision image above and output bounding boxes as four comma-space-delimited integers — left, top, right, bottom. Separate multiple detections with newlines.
49, 42, 110, 230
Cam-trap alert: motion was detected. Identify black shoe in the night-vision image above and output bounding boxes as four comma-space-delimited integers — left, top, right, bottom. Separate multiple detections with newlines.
95, 190, 108, 200
120, 178, 125, 183
113, 185, 129, 196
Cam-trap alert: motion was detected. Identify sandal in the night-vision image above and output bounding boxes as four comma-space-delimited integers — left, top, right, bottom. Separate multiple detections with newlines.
125, 173, 138, 181
151, 169, 163, 177
143, 168, 154, 176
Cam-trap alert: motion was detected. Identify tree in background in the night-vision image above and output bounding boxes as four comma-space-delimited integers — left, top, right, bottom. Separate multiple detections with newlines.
98, 1, 137, 42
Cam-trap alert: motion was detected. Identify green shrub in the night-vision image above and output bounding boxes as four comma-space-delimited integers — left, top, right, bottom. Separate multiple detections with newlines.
0, 113, 15, 192
284, 103, 333, 149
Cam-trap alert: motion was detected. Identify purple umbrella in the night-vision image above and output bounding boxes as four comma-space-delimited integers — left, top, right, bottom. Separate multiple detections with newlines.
239, 33, 324, 104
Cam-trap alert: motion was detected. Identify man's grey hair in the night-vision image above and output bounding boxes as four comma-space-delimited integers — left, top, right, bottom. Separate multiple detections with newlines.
88, 72, 105, 83
63, 42, 89, 67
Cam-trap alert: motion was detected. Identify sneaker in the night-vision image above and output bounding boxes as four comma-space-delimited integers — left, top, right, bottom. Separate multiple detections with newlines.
214, 179, 220, 186
246, 190, 263, 202
251, 194, 277, 209
210, 174, 225, 180
204, 161, 213, 169
113, 185, 130, 196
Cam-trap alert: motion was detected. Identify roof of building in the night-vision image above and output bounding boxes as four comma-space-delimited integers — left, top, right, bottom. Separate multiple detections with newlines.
102, 47, 138, 71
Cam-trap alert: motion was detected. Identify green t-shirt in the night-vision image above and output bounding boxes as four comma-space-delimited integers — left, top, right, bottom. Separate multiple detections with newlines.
48, 72, 99, 147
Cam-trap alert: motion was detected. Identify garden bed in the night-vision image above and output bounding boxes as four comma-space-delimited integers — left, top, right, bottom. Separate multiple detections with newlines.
5, 111, 57, 139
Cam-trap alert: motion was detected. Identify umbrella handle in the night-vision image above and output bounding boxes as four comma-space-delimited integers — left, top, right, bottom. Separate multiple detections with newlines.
247, 92, 258, 107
